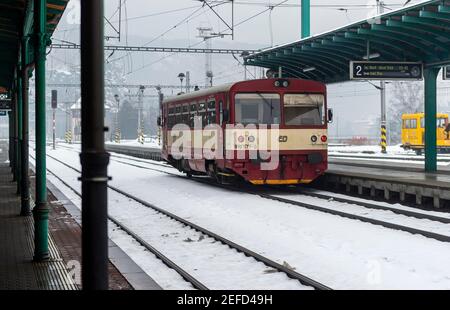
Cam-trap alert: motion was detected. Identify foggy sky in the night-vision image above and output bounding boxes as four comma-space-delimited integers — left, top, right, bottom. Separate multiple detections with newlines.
54, 0, 449, 140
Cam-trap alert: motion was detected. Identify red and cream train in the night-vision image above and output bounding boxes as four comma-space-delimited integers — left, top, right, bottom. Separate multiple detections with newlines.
159, 78, 331, 185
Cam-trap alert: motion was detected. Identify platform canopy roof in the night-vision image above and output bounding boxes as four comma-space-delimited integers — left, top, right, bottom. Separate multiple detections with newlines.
244, 0, 450, 84
0, 0, 69, 92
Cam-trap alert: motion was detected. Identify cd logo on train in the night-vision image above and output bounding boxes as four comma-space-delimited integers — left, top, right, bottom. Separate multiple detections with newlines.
279, 136, 288, 143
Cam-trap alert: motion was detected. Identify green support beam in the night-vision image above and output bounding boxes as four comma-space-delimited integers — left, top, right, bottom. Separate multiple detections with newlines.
16, 60, 23, 196
424, 67, 440, 172
12, 85, 17, 181
33, 0, 49, 262
301, 0, 310, 38
9, 107, 13, 171
20, 35, 31, 216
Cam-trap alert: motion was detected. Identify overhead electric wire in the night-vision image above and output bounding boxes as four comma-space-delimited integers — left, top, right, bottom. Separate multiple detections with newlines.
107, 2, 227, 65
125, 0, 289, 76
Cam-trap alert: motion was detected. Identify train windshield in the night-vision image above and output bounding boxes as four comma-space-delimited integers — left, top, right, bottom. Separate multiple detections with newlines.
234, 93, 281, 125
283, 94, 325, 126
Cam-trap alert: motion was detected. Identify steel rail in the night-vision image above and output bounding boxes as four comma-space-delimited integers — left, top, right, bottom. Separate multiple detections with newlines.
329, 154, 450, 162
281, 187, 450, 224
113, 153, 450, 223
84, 151, 450, 244
30, 154, 208, 290
44, 152, 330, 290
55, 144, 450, 225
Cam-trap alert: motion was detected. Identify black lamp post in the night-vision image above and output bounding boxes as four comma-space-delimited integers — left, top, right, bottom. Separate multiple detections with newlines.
178, 73, 185, 93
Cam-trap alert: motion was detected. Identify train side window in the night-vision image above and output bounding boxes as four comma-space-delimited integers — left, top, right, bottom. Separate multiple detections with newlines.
182, 104, 189, 125
410, 119, 417, 129
207, 100, 216, 124
175, 105, 181, 124
198, 101, 206, 127
199, 101, 206, 111
189, 102, 197, 128
420, 118, 424, 128
437, 118, 446, 128
167, 106, 173, 129
219, 101, 223, 125
404, 119, 411, 129
208, 110, 216, 124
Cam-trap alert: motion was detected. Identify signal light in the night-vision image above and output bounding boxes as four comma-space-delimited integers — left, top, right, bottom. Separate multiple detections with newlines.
282, 81, 289, 87
321, 135, 328, 143
311, 135, 318, 143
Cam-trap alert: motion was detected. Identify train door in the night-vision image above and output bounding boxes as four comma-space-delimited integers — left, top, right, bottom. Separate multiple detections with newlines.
402, 117, 419, 146
218, 93, 227, 160
436, 116, 448, 144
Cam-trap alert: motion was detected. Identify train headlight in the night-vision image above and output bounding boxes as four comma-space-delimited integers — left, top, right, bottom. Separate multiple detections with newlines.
274, 79, 289, 87
311, 135, 318, 143
248, 135, 255, 143
238, 136, 245, 143
321, 135, 328, 143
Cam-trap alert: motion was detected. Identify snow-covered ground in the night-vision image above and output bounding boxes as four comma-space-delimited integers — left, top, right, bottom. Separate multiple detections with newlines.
36, 149, 310, 290
40, 144, 450, 289
106, 137, 161, 149
329, 144, 414, 155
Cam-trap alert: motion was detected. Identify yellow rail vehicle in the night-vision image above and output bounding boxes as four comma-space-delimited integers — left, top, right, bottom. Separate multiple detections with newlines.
401, 113, 450, 155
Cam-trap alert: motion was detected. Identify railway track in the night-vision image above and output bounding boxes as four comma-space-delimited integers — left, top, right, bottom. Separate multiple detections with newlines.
31, 154, 208, 290
79, 150, 450, 244
41, 152, 331, 290
329, 153, 450, 162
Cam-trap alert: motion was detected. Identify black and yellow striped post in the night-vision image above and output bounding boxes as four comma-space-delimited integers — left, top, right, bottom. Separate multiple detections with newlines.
64, 130, 72, 144
380, 80, 387, 154
381, 124, 387, 154
137, 129, 144, 144
158, 127, 161, 146
114, 128, 121, 143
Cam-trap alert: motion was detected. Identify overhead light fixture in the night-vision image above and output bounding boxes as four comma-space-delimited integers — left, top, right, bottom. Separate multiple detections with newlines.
363, 53, 381, 60
303, 66, 316, 72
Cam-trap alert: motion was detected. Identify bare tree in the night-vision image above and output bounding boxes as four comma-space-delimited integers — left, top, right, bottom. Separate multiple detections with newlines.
387, 81, 423, 144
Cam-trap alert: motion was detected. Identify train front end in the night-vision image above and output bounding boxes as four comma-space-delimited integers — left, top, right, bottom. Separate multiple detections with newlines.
224, 78, 330, 185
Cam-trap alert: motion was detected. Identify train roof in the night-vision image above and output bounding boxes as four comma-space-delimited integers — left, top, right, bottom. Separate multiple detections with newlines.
163, 83, 234, 104
162, 78, 326, 104
402, 113, 449, 118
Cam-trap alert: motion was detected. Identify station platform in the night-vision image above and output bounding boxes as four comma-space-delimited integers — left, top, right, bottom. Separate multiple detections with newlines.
322, 162, 450, 209
0, 142, 160, 290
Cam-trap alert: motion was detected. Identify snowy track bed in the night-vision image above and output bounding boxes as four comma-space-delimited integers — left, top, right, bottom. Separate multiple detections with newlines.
46, 144, 450, 289
37, 152, 327, 290
88, 148, 450, 243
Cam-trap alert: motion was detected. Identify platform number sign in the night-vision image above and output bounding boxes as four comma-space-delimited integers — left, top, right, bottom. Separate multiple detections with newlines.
444, 67, 450, 81
350, 61, 423, 80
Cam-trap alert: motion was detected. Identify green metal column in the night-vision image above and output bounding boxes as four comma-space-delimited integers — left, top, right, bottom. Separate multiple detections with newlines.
16, 64, 23, 195
8, 110, 12, 167
21, 36, 31, 216
33, 0, 49, 261
424, 67, 440, 172
12, 87, 17, 180
301, 0, 310, 38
